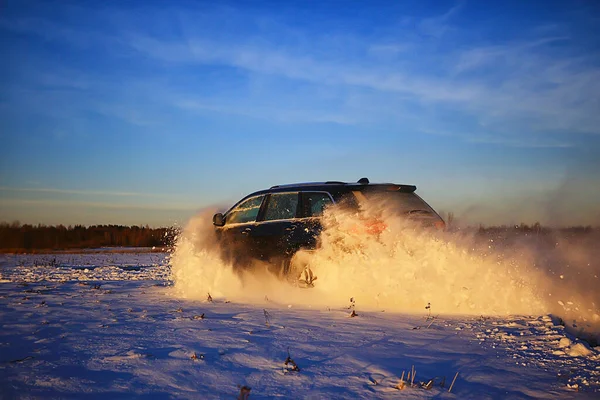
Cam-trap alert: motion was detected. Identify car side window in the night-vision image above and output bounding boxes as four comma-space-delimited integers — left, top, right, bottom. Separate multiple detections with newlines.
304, 192, 333, 217
263, 192, 299, 221
226, 195, 265, 224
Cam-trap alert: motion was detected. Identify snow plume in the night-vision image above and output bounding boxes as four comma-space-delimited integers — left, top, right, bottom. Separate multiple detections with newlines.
171, 203, 599, 338
503, 230, 600, 343
169, 209, 289, 302
306, 205, 547, 315
169, 209, 244, 300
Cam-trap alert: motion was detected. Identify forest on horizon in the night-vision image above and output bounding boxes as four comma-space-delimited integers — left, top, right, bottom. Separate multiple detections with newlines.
0, 222, 179, 252
0, 220, 595, 253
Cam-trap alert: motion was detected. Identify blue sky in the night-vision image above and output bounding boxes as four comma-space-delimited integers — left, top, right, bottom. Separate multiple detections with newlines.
1, 0, 599, 227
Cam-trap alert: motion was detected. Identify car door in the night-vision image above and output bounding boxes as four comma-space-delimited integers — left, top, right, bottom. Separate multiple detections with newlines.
219, 194, 266, 265
254, 191, 334, 256
251, 192, 300, 260
294, 191, 334, 249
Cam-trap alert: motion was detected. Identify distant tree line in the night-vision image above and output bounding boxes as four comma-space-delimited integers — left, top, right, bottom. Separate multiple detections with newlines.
0, 222, 179, 252
475, 222, 594, 235
438, 212, 595, 235
1, 220, 595, 252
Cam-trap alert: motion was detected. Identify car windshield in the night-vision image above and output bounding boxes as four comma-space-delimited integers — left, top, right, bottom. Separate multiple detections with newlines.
226, 195, 265, 224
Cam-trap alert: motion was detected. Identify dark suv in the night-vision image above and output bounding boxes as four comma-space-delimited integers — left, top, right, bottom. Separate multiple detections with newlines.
212, 178, 444, 279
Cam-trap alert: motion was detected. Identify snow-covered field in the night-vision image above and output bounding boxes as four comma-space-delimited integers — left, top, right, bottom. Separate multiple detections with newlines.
1, 223, 600, 398
0, 252, 170, 283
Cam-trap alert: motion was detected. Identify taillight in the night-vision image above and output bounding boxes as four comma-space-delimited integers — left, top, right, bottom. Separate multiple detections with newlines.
365, 220, 387, 235
347, 219, 387, 235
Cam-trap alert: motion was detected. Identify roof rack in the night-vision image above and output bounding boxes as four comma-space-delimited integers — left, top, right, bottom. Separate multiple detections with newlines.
269, 178, 417, 191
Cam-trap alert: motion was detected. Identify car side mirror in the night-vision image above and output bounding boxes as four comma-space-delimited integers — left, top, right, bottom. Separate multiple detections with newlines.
213, 213, 225, 226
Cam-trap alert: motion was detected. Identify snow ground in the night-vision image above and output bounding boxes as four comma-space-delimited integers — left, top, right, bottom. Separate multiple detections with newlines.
1, 253, 599, 399
0, 252, 169, 283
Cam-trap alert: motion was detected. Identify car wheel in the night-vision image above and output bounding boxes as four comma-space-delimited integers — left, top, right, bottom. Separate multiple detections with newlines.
289, 250, 317, 287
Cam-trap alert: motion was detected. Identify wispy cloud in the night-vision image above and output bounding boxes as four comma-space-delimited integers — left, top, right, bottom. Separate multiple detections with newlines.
176, 100, 355, 125
417, 2, 464, 38
119, 7, 600, 142
0, 198, 197, 211
419, 128, 575, 148
3, 2, 599, 148
127, 34, 483, 104
0, 186, 180, 199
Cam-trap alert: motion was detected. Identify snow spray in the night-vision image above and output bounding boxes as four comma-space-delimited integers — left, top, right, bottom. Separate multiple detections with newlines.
170, 204, 600, 339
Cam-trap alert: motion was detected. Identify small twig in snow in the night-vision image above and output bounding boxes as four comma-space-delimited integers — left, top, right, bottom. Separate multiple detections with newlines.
395, 370, 406, 390
448, 371, 459, 393
284, 347, 300, 372
207, 293, 212, 302
9, 356, 34, 363
237, 385, 251, 400
426, 316, 437, 329
348, 297, 357, 317
263, 309, 271, 327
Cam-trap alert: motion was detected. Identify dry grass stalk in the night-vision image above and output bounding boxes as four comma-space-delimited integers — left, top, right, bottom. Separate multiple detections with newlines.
395, 370, 406, 390
237, 385, 251, 400
448, 371, 459, 393
284, 347, 300, 372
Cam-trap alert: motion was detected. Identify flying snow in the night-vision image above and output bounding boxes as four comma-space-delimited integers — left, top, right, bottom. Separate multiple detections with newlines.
170, 203, 600, 340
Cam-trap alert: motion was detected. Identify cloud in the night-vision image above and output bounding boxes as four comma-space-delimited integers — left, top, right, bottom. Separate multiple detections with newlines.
3, 2, 600, 147
0, 186, 180, 199
0, 198, 197, 212
127, 34, 483, 104
367, 43, 412, 55
176, 99, 355, 125
120, 9, 600, 140
454, 37, 571, 73
419, 129, 575, 148
417, 2, 464, 38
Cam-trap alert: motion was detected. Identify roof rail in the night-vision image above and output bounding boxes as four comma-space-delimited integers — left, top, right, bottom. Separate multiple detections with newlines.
270, 181, 346, 189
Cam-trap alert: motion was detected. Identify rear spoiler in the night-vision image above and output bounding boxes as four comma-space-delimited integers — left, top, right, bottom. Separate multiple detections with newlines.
367, 184, 417, 193
398, 185, 417, 193
353, 184, 416, 193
